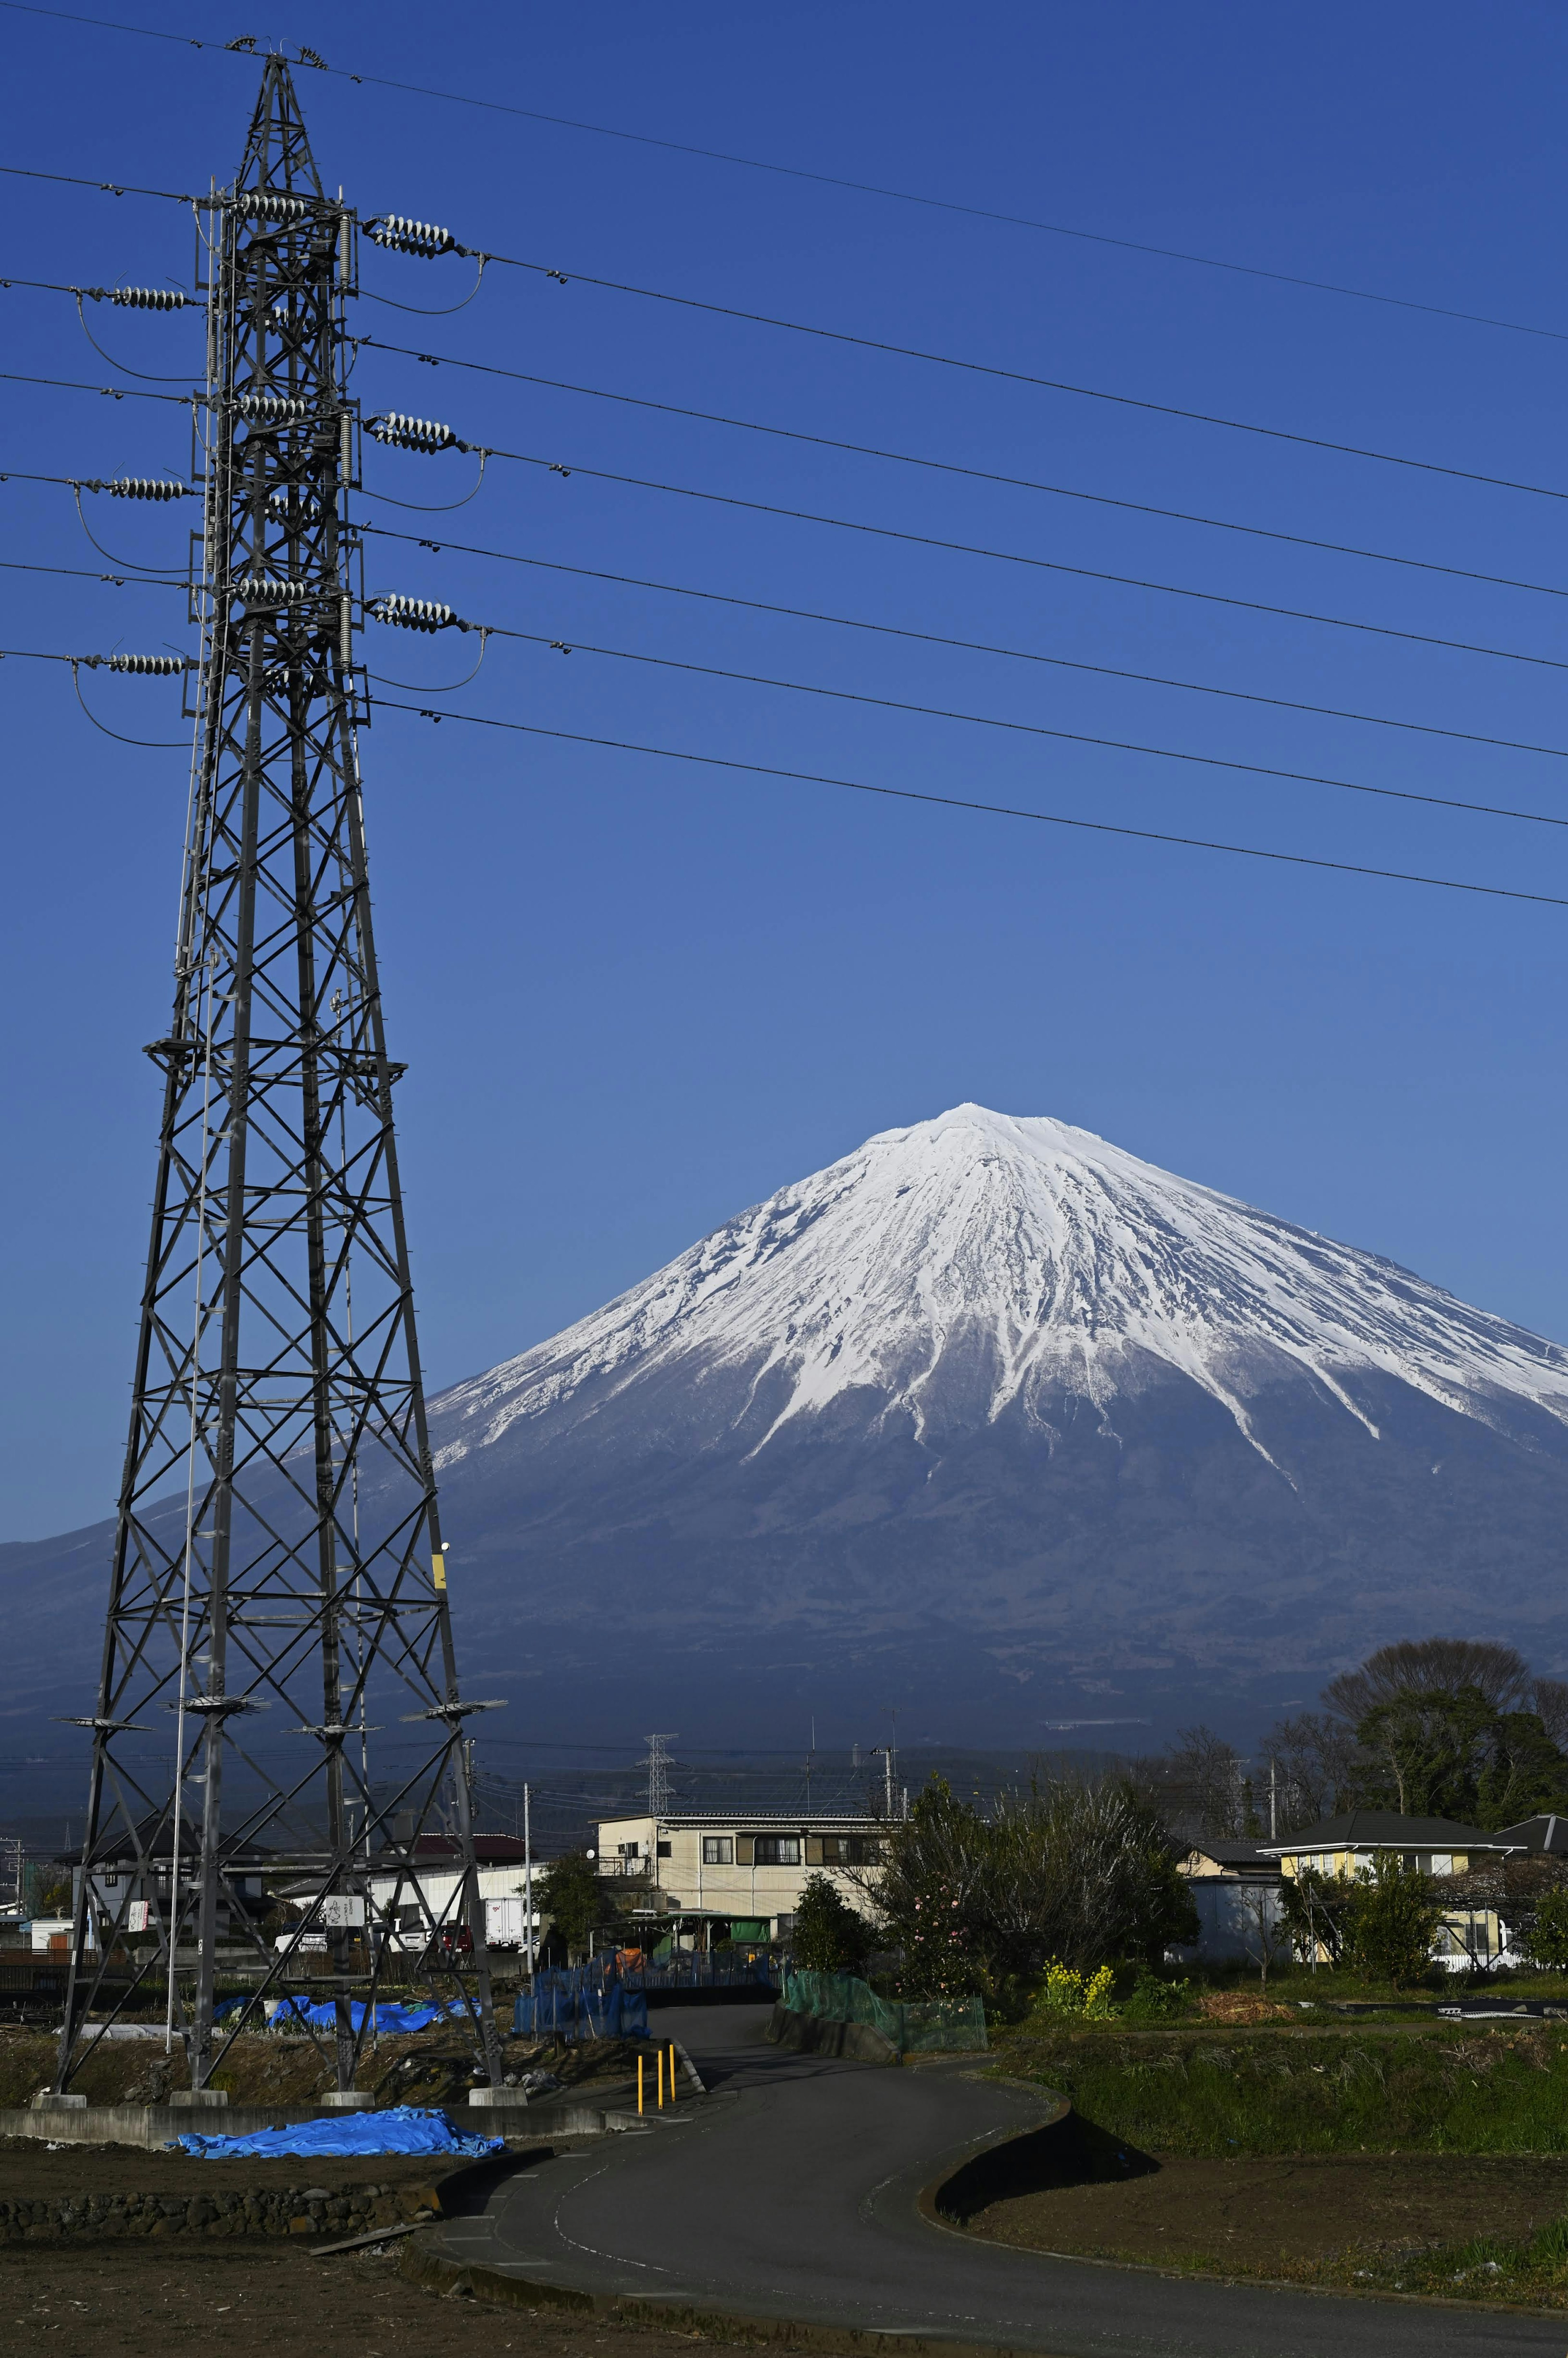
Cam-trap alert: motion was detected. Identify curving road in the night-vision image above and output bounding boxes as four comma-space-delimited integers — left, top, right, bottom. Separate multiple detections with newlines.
432, 2001, 1563, 2357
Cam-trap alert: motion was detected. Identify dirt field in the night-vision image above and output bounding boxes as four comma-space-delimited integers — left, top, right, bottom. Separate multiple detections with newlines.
0, 2027, 641, 2113
968, 2150, 1568, 2274
2, 2238, 754, 2356
0, 2133, 472, 2200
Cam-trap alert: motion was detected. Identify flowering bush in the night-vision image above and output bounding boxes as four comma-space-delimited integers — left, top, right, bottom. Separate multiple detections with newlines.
862, 1774, 1198, 2001
1039, 1959, 1116, 2019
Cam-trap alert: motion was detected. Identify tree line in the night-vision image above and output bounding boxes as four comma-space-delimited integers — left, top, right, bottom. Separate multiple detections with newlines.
1158, 1637, 1568, 1839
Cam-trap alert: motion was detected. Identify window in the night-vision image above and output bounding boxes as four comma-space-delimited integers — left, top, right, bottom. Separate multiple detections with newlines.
656, 1841, 672, 1859
753, 1836, 801, 1866
702, 1837, 733, 1865
102, 1873, 120, 1889
817, 1835, 884, 1867
616, 1841, 641, 1860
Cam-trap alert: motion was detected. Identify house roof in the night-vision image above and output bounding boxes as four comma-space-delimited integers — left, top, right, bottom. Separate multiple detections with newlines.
1258, 1810, 1517, 1856
62, 1813, 271, 1869
1490, 1814, 1568, 1855
597, 1813, 887, 1830
1181, 1838, 1280, 1876
371, 1835, 531, 1867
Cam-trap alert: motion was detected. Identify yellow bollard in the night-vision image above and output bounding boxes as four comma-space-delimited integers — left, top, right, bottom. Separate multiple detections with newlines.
657, 2047, 665, 2108
669, 2041, 678, 2103
638, 2054, 644, 2115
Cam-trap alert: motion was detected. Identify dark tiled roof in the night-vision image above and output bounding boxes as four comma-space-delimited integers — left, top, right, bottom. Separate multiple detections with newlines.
1259, 1809, 1515, 1856
1182, 1838, 1280, 1873
1491, 1813, 1568, 1854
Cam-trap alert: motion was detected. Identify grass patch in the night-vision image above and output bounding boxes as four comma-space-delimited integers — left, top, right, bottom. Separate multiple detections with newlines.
1115, 2217, 1568, 2306
1000, 2024, 1568, 2154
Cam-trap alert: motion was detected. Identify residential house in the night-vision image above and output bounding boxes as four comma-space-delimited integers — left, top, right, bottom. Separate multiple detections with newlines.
1259, 1810, 1523, 1969
595, 1812, 886, 1943
60, 1815, 269, 1953
364, 1834, 543, 1954
1171, 1836, 1285, 1965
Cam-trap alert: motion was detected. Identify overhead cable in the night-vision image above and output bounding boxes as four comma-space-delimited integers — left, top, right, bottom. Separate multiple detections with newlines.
355, 335, 1568, 603
10, 458, 1566, 754
372, 698, 1568, 911
429, 255, 1568, 501
0, 555, 180, 587
383, 439, 1568, 674
363, 522, 1568, 765
448, 619, 1568, 834
0, 367, 189, 406
0, 156, 193, 204
2, 3, 1560, 344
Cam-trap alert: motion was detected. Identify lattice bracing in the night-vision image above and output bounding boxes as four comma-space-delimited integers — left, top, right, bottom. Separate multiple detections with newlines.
55, 58, 504, 2098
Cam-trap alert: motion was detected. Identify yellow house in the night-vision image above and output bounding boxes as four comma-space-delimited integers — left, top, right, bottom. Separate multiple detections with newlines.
1260, 1810, 1523, 1970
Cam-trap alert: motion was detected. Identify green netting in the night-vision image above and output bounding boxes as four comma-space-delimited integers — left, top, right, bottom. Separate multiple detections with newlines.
782, 1968, 986, 2053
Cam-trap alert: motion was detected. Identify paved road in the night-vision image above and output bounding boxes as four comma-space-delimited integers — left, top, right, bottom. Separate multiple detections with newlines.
434, 2002, 1563, 2357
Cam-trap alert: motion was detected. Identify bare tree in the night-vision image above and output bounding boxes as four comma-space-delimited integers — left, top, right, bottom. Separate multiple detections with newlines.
1235, 1882, 1290, 1992
1532, 1679, 1568, 1751
1261, 1712, 1362, 1827
1149, 1725, 1245, 1841
1323, 1639, 1531, 1727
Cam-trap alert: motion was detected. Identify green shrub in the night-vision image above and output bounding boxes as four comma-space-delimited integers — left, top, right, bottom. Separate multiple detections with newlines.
1118, 1968, 1192, 2022
1343, 1852, 1442, 1988
1011, 2025, 1568, 2155
791, 1872, 872, 1972
1525, 1887, 1568, 1974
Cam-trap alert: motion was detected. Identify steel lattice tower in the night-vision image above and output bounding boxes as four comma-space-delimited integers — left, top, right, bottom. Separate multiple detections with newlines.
55, 59, 503, 2097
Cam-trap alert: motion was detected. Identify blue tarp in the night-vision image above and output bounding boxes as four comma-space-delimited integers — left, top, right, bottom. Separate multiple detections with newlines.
268, 1996, 466, 2034
512, 1976, 647, 2041
174, 2104, 503, 2160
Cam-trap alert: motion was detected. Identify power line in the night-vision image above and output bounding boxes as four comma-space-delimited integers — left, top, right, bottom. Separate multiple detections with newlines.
374, 697, 1568, 910
416, 620, 1568, 834
1, 2, 1560, 346
465, 257, 1568, 503
12, 267, 1559, 595
0, 368, 189, 406
11, 463, 1566, 759
354, 335, 1568, 604
363, 523, 1568, 765
0, 555, 177, 587
428, 440, 1568, 674
0, 158, 192, 204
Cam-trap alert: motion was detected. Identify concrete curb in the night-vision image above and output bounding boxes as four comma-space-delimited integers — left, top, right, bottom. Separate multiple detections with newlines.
398, 2238, 1056, 2356
763, 2002, 900, 2066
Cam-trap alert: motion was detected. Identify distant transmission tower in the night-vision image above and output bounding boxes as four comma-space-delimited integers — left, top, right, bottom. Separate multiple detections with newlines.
55, 58, 502, 2097
645, 1734, 678, 1818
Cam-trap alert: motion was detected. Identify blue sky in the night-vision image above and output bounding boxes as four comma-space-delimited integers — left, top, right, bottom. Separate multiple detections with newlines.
2, 0, 1567, 1537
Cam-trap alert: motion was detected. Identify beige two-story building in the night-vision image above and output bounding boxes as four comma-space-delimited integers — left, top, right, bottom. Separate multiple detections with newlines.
594, 1812, 886, 1942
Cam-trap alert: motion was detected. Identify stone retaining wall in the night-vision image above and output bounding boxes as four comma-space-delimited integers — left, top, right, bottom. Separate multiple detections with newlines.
0, 2179, 440, 2243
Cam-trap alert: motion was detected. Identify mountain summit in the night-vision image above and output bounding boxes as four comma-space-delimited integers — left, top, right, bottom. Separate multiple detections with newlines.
434, 1104, 1568, 1479
10, 1106, 1568, 1757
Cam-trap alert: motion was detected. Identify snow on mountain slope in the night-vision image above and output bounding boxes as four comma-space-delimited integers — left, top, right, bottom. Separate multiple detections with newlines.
432, 1104, 1568, 1474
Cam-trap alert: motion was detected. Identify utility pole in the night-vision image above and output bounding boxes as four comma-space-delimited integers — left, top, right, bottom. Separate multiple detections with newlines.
523, 1783, 535, 1979
54, 56, 502, 2100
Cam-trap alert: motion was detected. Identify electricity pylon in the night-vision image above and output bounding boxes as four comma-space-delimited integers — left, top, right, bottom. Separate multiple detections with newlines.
55, 57, 503, 2097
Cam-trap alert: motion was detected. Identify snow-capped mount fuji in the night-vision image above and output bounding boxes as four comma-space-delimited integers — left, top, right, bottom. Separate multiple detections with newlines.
9, 1104, 1568, 1765
400, 1103, 1568, 1721
432, 1105, 1568, 1482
